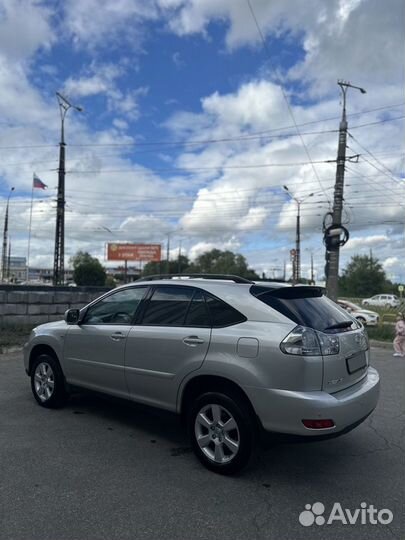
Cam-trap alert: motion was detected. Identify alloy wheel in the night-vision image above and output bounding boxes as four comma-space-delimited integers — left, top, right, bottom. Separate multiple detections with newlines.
34, 362, 55, 402
194, 403, 240, 464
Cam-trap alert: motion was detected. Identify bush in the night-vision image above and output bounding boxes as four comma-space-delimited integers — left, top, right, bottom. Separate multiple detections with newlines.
366, 325, 395, 343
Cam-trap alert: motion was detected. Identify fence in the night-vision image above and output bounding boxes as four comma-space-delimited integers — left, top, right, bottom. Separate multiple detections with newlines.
0, 285, 111, 327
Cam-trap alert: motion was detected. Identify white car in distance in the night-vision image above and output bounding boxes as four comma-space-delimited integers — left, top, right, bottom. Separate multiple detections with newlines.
362, 294, 400, 309
338, 300, 379, 326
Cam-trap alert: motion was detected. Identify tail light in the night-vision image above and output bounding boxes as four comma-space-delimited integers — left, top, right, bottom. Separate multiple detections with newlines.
280, 325, 339, 356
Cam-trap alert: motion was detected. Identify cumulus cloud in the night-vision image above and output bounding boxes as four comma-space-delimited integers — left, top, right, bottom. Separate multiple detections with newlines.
63, 0, 158, 50
0, 0, 54, 60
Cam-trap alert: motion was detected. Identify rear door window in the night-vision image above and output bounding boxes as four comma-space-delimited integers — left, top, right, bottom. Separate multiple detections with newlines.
251, 286, 359, 333
141, 286, 194, 326
185, 290, 210, 327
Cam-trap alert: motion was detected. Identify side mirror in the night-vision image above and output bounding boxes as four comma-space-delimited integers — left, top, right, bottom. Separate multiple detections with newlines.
65, 308, 81, 325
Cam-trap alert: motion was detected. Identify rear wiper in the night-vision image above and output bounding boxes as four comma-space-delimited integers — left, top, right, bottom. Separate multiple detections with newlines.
324, 320, 353, 331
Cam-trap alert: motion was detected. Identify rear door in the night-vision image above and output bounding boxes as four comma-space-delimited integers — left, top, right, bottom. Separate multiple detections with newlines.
322, 328, 369, 393
252, 286, 369, 394
125, 286, 211, 410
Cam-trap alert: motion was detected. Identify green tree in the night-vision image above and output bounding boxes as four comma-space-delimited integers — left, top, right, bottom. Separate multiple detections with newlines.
188, 249, 260, 279
70, 251, 107, 286
339, 255, 390, 297
142, 255, 190, 276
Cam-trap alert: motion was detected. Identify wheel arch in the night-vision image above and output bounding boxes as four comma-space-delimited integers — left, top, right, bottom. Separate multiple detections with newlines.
29, 344, 61, 376
178, 374, 260, 429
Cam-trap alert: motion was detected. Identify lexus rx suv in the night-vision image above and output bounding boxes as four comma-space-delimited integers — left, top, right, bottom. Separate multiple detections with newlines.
24, 275, 380, 474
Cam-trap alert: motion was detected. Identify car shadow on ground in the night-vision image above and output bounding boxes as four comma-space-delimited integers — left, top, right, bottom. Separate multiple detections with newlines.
64, 388, 382, 479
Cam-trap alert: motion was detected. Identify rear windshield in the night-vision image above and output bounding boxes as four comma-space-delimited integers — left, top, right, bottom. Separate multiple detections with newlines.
251, 285, 359, 333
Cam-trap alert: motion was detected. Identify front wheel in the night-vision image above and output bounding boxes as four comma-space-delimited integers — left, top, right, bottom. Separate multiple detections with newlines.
31, 354, 67, 408
188, 392, 254, 475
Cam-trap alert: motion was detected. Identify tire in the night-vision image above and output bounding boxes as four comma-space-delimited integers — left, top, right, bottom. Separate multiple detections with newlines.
357, 317, 367, 325
30, 354, 67, 408
188, 392, 254, 475
363, 301, 369, 306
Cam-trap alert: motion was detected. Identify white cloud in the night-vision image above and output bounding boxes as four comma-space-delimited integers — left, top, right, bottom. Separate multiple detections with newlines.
187, 237, 241, 261
0, 0, 54, 60
63, 64, 148, 120
63, 0, 158, 50
345, 235, 390, 250
159, 0, 403, 96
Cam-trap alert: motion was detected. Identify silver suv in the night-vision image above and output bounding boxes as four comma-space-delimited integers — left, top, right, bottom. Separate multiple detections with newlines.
24, 275, 380, 474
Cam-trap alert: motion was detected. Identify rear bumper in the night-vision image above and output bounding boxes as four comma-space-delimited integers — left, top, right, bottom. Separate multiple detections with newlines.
244, 366, 380, 436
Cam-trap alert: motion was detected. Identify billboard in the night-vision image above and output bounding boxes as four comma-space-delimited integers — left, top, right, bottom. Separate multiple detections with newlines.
107, 243, 161, 262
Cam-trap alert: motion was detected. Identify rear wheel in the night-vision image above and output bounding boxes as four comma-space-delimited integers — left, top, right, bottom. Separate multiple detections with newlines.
31, 354, 67, 408
188, 392, 254, 475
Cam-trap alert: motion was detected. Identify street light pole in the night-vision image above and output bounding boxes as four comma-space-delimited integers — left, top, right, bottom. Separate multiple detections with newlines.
1, 187, 15, 282
53, 92, 82, 286
296, 200, 301, 283
283, 186, 313, 285
325, 80, 366, 301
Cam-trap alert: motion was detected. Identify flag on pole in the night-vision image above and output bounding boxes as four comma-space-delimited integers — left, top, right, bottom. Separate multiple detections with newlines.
33, 173, 47, 190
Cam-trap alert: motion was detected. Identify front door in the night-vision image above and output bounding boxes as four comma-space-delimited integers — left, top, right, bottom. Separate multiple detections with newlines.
125, 286, 211, 410
64, 287, 148, 397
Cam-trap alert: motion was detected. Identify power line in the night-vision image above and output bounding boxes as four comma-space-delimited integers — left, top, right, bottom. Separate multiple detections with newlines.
246, 0, 330, 203
0, 105, 403, 152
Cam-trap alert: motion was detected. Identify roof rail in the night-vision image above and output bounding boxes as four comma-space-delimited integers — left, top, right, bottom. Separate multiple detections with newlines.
136, 273, 254, 284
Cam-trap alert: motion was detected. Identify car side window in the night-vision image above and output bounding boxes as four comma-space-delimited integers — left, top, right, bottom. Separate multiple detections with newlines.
83, 287, 147, 325
204, 293, 246, 327
185, 290, 210, 327
141, 286, 194, 326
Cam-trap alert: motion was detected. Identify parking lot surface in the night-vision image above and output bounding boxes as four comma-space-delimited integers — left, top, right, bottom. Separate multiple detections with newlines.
0, 347, 404, 540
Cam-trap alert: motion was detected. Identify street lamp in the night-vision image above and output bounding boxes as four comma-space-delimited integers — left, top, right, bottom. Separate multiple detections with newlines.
1, 187, 15, 282
53, 92, 83, 286
283, 185, 314, 284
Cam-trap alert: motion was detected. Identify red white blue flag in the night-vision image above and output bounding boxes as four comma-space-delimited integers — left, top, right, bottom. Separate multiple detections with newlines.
33, 173, 47, 190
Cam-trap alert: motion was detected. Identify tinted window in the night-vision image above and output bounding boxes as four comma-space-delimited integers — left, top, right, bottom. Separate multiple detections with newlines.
251, 286, 358, 333
185, 290, 210, 327
142, 286, 194, 326
205, 293, 246, 327
84, 287, 147, 325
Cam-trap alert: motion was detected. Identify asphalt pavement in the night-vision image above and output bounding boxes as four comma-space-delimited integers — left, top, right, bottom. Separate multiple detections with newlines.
0, 347, 404, 540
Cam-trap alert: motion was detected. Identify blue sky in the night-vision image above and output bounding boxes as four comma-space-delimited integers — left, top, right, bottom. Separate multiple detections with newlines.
0, 0, 404, 281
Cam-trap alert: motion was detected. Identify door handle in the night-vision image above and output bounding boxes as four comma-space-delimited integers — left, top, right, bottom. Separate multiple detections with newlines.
110, 332, 126, 341
183, 336, 204, 346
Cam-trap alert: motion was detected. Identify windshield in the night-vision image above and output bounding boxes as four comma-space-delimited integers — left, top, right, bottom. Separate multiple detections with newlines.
251, 286, 359, 333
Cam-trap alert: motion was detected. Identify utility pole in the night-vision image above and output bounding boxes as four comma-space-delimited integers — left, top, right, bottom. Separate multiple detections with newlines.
295, 201, 301, 283
311, 252, 314, 284
53, 92, 82, 286
166, 233, 170, 274
177, 239, 182, 273
7, 241, 11, 280
283, 186, 313, 285
325, 80, 366, 301
1, 187, 14, 282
